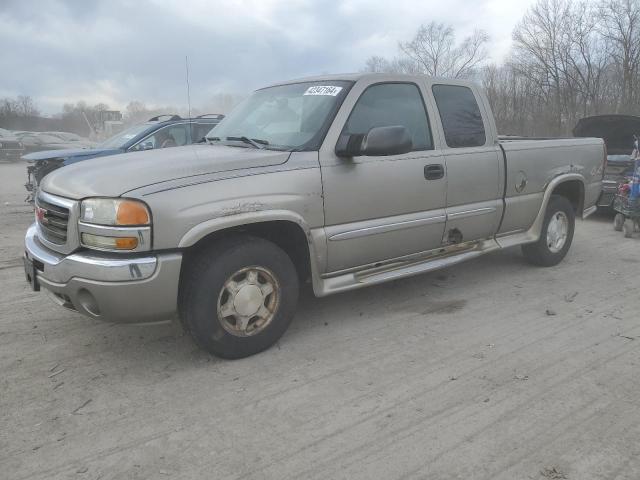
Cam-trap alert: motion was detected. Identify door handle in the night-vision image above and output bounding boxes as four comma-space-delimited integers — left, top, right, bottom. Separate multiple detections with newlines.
424, 164, 445, 180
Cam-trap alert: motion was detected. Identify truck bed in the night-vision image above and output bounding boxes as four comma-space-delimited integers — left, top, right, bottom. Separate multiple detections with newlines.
497, 136, 605, 234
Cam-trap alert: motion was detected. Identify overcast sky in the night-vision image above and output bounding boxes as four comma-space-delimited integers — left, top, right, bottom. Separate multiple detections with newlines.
0, 0, 536, 115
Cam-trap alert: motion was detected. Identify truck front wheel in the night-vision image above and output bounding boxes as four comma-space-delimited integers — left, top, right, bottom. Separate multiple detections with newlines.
522, 195, 575, 267
179, 236, 299, 359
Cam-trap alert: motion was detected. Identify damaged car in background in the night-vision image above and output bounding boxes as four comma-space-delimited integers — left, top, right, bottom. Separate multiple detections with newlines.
0, 127, 25, 161
22, 114, 224, 200
573, 114, 640, 209
24, 74, 604, 359
18, 132, 82, 154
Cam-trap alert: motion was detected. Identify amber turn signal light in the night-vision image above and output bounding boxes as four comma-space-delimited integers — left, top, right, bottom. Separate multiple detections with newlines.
116, 200, 150, 225
81, 233, 139, 250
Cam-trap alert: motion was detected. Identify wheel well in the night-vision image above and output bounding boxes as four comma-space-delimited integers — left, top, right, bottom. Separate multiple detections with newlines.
183, 221, 312, 282
552, 180, 584, 214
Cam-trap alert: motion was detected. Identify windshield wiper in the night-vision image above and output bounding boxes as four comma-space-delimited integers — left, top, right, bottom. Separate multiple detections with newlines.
226, 136, 268, 149
207, 136, 270, 149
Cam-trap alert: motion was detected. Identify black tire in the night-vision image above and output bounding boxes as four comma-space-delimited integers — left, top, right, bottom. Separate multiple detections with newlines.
522, 195, 575, 267
179, 235, 299, 359
614, 213, 625, 232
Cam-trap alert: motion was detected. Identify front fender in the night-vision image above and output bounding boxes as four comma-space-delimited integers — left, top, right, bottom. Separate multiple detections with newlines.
178, 209, 312, 248
177, 209, 327, 294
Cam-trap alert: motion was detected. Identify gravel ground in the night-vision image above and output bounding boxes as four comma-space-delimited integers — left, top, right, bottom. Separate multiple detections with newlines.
1, 160, 639, 480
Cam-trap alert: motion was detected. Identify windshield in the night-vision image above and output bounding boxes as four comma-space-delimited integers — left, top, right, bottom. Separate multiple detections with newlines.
98, 123, 152, 149
206, 81, 352, 151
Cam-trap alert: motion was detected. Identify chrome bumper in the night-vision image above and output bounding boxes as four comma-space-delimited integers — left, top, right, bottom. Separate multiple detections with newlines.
24, 223, 182, 323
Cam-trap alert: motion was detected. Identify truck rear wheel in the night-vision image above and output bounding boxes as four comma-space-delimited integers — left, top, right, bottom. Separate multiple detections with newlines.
522, 195, 575, 267
179, 236, 299, 359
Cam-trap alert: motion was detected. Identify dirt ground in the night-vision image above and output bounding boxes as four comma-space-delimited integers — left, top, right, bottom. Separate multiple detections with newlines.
1, 160, 639, 480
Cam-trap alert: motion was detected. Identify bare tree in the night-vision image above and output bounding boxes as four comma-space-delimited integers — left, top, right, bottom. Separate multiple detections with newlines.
364, 55, 391, 73
0, 96, 38, 117
565, 3, 609, 116
598, 0, 640, 112
509, 0, 616, 133
512, 0, 573, 132
399, 22, 489, 78
363, 22, 489, 78
16, 95, 39, 116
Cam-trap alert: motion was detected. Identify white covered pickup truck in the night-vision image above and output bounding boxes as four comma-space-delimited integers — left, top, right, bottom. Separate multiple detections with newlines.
25, 74, 604, 358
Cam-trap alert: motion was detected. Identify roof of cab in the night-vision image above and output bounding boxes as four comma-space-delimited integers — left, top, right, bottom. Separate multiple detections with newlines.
263, 72, 476, 89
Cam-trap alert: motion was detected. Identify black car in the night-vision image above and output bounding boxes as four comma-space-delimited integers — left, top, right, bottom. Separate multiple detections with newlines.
573, 114, 640, 208
0, 128, 25, 161
23, 114, 224, 197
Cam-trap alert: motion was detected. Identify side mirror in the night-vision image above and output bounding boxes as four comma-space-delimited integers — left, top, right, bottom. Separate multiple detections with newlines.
130, 140, 155, 151
335, 125, 413, 157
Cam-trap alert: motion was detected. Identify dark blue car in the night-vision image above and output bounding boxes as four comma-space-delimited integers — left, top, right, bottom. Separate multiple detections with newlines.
23, 114, 223, 198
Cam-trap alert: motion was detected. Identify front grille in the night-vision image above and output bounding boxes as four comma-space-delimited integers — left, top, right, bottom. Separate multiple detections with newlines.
36, 197, 70, 244
2, 149, 23, 160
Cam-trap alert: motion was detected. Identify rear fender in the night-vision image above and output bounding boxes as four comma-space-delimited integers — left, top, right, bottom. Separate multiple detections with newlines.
497, 173, 585, 248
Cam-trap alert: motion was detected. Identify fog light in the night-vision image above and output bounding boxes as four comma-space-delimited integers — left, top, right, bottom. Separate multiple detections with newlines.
81, 233, 138, 250
77, 288, 100, 317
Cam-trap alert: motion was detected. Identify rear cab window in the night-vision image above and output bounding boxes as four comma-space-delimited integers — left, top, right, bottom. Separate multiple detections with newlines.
343, 83, 433, 151
432, 84, 486, 148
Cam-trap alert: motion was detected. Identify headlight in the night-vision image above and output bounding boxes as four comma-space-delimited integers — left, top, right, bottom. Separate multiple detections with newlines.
79, 198, 152, 252
80, 198, 150, 226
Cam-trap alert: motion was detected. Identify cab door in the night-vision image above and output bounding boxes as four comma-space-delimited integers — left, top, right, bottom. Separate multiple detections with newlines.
319, 81, 448, 273
430, 84, 502, 242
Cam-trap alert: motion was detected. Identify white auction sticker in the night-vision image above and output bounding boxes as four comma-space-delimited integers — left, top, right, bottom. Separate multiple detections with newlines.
303, 85, 343, 96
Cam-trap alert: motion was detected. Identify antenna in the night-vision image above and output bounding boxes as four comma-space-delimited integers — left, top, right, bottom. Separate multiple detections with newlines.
185, 55, 192, 121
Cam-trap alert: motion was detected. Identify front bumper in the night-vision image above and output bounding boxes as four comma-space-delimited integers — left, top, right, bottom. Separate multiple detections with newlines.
24, 223, 182, 324
1, 149, 24, 161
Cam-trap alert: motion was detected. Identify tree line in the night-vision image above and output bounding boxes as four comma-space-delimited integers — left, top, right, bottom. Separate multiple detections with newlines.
0, 94, 244, 139
3, 0, 638, 139
365, 0, 640, 136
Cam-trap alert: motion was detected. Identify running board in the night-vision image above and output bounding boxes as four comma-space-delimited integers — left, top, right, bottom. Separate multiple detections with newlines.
315, 239, 501, 296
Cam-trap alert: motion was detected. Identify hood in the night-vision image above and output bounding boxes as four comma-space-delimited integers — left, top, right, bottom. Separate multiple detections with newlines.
573, 115, 640, 155
41, 144, 291, 199
21, 147, 119, 163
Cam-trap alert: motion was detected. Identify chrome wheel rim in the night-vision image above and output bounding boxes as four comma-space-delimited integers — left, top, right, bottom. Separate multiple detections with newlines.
217, 266, 280, 337
547, 211, 569, 253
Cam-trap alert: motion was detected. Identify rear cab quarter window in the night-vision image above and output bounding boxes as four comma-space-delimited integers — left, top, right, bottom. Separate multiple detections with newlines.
432, 84, 486, 148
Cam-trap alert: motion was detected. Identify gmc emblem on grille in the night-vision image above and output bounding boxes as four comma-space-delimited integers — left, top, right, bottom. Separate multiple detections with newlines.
35, 206, 47, 224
